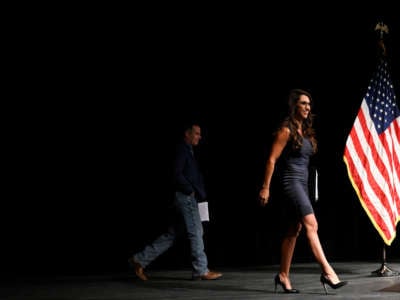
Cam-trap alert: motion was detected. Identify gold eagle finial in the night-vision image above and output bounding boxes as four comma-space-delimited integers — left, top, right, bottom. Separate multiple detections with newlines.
374, 22, 389, 57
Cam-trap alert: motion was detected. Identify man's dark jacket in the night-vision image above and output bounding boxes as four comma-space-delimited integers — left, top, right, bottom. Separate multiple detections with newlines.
174, 141, 206, 201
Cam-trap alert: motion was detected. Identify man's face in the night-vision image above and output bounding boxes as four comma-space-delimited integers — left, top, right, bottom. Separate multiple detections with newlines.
188, 125, 202, 146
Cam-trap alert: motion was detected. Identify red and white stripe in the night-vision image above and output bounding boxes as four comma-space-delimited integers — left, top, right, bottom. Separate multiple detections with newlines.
344, 99, 400, 245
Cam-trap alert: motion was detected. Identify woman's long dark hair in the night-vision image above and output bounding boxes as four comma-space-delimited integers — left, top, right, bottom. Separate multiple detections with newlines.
279, 89, 317, 153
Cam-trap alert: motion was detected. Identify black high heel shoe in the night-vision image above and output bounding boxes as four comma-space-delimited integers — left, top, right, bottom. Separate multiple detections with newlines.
274, 274, 299, 293
320, 274, 348, 295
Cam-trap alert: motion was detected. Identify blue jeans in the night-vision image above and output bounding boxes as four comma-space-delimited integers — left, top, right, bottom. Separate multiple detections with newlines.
134, 192, 209, 276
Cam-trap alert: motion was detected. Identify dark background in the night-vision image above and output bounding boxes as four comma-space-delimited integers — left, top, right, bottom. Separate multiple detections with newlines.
3, 4, 400, 278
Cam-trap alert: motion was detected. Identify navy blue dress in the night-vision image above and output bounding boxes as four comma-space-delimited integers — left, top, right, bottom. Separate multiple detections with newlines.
279, 136, 314, 219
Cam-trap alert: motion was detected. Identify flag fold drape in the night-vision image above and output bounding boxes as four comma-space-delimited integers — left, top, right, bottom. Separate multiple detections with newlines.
343, 57, 400, 246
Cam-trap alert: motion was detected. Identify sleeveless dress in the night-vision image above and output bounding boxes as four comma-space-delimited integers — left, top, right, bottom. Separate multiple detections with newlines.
279, 136, 314, 219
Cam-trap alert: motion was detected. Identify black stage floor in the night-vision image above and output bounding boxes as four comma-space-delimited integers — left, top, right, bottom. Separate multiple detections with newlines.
1, 262, 399, 299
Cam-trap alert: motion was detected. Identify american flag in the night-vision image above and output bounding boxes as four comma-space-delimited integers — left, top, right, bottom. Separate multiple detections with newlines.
343, 57, 400, 246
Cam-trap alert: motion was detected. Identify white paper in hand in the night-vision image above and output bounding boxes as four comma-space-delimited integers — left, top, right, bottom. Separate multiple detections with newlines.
198, 202, 209, 222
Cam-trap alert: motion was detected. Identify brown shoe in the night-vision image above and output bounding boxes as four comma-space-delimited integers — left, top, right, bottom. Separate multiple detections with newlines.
128, 257, 148, 281
192, 271, 223, 280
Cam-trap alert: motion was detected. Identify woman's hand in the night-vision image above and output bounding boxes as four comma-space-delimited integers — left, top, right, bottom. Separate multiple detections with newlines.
259, 187, 270, 206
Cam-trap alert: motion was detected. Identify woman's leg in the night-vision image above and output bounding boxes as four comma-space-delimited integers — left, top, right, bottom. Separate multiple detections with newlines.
278, 222, 302, 289
302, 213, 341, 284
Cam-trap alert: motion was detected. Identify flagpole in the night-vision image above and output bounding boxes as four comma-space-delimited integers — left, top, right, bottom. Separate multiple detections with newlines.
371, 243, 399, 277
369, 22, 399, 277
